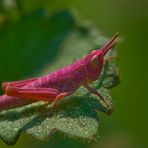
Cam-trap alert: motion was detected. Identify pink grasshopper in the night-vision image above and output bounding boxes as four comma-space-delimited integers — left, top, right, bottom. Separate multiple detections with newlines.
2, 33, 118, 112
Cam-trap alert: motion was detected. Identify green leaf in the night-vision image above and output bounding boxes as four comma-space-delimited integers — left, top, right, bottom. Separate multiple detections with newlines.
0, 9, 120, 145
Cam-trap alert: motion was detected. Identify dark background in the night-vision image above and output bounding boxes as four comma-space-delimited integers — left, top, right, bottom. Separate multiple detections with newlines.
0, 0, 148, 148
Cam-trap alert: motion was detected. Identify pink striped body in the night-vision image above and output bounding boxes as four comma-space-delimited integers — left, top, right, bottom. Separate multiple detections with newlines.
0, 58, 88, 110
0, 50, 103, 111
25, 59, 88, 92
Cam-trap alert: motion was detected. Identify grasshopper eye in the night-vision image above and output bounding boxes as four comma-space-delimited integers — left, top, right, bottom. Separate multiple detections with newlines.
91, 55, 99, 68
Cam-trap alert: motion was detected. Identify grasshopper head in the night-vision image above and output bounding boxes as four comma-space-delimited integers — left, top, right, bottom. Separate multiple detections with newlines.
84, 33, 119, 83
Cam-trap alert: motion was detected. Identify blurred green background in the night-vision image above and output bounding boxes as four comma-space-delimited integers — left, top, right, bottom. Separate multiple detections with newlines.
0, 0, 148, 148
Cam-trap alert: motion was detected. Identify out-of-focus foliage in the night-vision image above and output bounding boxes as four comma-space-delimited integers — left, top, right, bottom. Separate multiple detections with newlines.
0, 9, 119, 145
0, 0, 147, 148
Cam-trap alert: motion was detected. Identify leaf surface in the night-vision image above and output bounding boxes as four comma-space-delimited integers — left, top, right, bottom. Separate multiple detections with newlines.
0, 9, 120, 145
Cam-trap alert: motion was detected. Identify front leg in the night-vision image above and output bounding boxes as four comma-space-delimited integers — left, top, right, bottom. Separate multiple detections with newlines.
83, 83, 109, 108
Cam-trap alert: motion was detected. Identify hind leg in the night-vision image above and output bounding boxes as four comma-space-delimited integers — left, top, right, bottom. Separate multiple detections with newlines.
2, 77, 38, 90
5, 86, 60, 102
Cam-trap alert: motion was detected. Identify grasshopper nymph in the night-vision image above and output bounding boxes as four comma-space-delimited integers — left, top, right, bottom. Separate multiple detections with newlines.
1, 33, 119, 112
